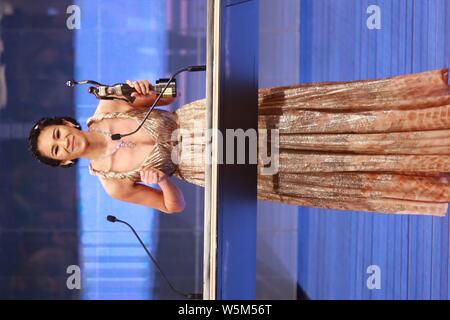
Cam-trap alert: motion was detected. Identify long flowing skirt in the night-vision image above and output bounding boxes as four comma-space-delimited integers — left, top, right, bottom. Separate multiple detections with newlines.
173, 69, 450, 216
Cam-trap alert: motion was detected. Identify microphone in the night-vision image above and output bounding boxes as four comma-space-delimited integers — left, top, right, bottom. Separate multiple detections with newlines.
186, 66, 206, 72
106, 215, 203, 300
110, 65, 206, 140
106, 215, 117, 223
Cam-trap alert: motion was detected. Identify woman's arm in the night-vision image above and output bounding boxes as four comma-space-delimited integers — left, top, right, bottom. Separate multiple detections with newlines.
139, 167, 185, 213
127, 79, 176, 108
100, 169, 185, 214
120, 182, 185, 213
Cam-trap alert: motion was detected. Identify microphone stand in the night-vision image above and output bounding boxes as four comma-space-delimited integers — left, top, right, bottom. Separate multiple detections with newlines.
107, 215, 203, 300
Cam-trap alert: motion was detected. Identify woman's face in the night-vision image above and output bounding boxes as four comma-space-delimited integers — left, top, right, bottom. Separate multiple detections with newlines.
37, 120, 86, 165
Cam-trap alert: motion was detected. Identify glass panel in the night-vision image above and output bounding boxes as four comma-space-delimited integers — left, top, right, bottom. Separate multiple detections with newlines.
1, 0, 206, 300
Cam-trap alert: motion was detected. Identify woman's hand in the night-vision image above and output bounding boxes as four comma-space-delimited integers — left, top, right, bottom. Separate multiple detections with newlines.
127, 80, 155, 97
126, 79, 176, 108
139, 167, 168, 185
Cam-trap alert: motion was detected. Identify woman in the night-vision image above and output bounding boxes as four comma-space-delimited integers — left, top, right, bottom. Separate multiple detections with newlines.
28, 69, 450, 216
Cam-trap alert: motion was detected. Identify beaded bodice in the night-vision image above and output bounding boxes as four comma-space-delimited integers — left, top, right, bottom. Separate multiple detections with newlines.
86, 108, 180, 181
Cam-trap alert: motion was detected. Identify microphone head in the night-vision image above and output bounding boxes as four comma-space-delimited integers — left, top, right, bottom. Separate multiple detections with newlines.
66, 80, 75, 87
111, 133, 122, 141
187, 66, 206, 72
106, 215, 117, 223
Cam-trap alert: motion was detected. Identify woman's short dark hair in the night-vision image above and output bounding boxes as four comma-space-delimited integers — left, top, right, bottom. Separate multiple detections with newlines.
28, 116, 82, 168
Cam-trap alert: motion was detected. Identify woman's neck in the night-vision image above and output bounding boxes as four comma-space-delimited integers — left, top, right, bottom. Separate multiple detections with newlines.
83, 130, 110, 160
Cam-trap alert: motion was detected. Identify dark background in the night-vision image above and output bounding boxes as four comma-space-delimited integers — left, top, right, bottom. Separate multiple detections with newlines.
0, 0, 78, 299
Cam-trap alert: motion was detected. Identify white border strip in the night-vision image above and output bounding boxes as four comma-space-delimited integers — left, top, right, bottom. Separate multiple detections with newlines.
204, 0, 221, 300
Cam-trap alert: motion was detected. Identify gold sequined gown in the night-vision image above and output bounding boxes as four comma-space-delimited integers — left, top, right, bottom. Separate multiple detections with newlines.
88, 69, 450, 216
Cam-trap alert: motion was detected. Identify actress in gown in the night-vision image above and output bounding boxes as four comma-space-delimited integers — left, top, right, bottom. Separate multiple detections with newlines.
80, 68, 450, 216
30, 69, 450, 216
